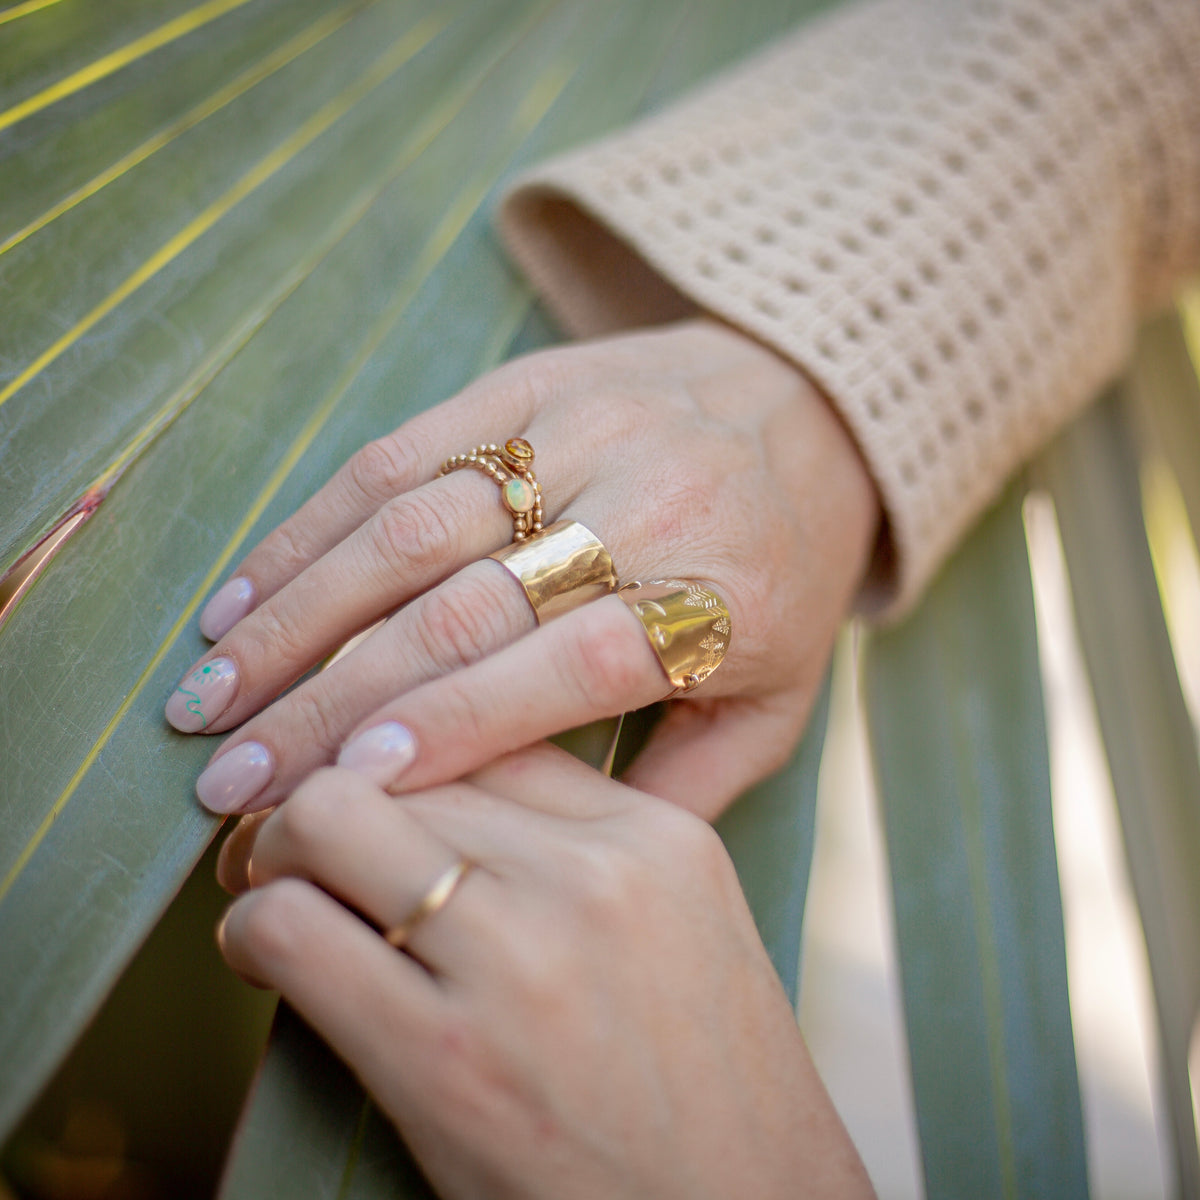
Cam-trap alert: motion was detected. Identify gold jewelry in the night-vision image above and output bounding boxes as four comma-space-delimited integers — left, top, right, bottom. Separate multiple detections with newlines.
618, 580, 730, 694
490, 519, 617, 624
439, 438, 543, 541
384, 858, 473, 949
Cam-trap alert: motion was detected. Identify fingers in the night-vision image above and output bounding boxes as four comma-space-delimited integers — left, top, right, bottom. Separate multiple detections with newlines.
217, 742, 639, 898
197, 370, 547, 641
333, 594, 672, 796
244, 767, 498, 973
621, 694, 807, 821
171, 361, 594, 736
216, 806, 274, 895
194, 558, 537, 814
169, 472, 516, 735
207, 431, 439, 638
467, 740, 642, 820
217, 875, 444, 1104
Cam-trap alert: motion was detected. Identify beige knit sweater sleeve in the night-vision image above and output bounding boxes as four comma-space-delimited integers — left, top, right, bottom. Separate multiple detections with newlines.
499, 0, 1200, 613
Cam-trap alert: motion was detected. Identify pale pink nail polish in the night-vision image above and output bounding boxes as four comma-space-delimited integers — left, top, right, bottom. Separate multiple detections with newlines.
165, 657, 239, 732
199, 576, 256, 641
337, 722, 417, 786
196, 741, 274, 813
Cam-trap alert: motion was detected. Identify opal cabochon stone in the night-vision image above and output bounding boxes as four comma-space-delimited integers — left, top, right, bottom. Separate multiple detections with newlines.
502, 476, 536, 513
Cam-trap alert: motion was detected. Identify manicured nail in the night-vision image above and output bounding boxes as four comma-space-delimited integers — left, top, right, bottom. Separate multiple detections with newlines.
215, 908, 232, 955
165, 656, 239, 732
337, 721, 417, 786
196, 741, 274, 814
199, 576, 255, 641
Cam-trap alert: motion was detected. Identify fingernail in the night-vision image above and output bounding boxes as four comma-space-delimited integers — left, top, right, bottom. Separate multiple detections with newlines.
199, 576, 255, 641
337, 721, 417, 786
166, 656, 239, 732
215, 908, 232, 955
196, 741, 274, 814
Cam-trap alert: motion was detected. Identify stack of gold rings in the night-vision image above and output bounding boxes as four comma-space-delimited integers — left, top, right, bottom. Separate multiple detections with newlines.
439, 438, 543, 542
439, 437, 732, 682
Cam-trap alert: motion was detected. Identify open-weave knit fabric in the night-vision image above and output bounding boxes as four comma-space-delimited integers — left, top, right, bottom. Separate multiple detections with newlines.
500, 0, 1200, 614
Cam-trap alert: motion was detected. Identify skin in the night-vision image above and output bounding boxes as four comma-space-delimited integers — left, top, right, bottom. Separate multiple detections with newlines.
218, 744, 877, 1200
173, 318, 880, 821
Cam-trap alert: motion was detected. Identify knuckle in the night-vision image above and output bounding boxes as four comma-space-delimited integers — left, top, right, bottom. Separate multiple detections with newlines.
236, 879, 316, 967
656, 807, 738, 892
259, 520, 314, 580
425, 1014, 516, 1125
247, 600, 311, 670
491, 917, 580, 1021
347, 435, 420, 504
569, 617, 647, 711
561, 838, 641, 924
495, 351, 567, 410
415, 580, 508, 672
371, 492, 457, 581
672, 811, 731, 874
273, 778, 344, 856
276, 683, 345, 761
646, 465, 715, 546
587, 387, 662, 447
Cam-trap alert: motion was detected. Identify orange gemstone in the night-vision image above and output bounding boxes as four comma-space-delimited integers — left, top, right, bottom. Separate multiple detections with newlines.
502, 437, 534, 466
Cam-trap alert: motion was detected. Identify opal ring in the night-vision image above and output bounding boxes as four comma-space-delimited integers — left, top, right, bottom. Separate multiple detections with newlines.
439, 437, 542, 542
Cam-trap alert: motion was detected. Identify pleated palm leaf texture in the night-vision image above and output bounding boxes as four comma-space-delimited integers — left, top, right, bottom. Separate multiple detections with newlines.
1, 2, 1198, 1197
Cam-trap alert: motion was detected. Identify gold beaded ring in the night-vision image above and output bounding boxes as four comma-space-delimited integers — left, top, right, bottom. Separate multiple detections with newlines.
439, 437, 543, 542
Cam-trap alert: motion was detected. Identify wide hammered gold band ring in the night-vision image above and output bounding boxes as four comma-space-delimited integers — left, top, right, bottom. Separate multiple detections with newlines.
618, 579, 731, 695
384, 858, 474, 949
490, 519, 617, 624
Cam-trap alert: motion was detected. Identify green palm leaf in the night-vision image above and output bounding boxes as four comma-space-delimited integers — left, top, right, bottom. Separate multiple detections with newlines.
0, 0, 834, 1167
3, 1, 1196, 1197
0, 0, 588, 1135
862, 486, 1087, 1200
1131, 311, 1200, 556
1035, 382, 1200, 1196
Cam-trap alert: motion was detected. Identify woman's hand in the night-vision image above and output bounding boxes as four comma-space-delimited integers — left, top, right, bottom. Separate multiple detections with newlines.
216, 744, 875, 1200
169, 318, 879, 821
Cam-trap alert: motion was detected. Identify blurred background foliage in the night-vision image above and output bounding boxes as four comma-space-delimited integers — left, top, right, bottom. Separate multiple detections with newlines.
0, 2, 1197, 1197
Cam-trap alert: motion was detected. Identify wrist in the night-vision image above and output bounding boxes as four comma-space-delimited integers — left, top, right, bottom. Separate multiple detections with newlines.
685, 316, 883, 602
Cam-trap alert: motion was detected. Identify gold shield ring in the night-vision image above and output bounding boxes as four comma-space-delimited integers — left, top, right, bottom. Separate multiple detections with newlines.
618, 579, 731, 696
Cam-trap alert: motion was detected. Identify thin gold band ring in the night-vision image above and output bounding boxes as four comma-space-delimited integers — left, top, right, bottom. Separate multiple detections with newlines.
384, 858, 474, 949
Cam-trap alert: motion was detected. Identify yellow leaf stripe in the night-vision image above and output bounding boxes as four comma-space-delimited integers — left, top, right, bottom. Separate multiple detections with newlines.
0, 1, 537, 605
0, 0, 255, 134
0, 0, 66, 27
0, 0, 378, 260
0, 10, 573, 906
0, 10, 447, 411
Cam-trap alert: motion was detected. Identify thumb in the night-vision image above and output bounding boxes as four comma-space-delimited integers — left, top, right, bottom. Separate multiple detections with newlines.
622, 695, 806, 821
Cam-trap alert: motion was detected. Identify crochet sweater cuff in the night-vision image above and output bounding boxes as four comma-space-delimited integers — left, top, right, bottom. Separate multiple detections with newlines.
499, 0, 1200, 614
